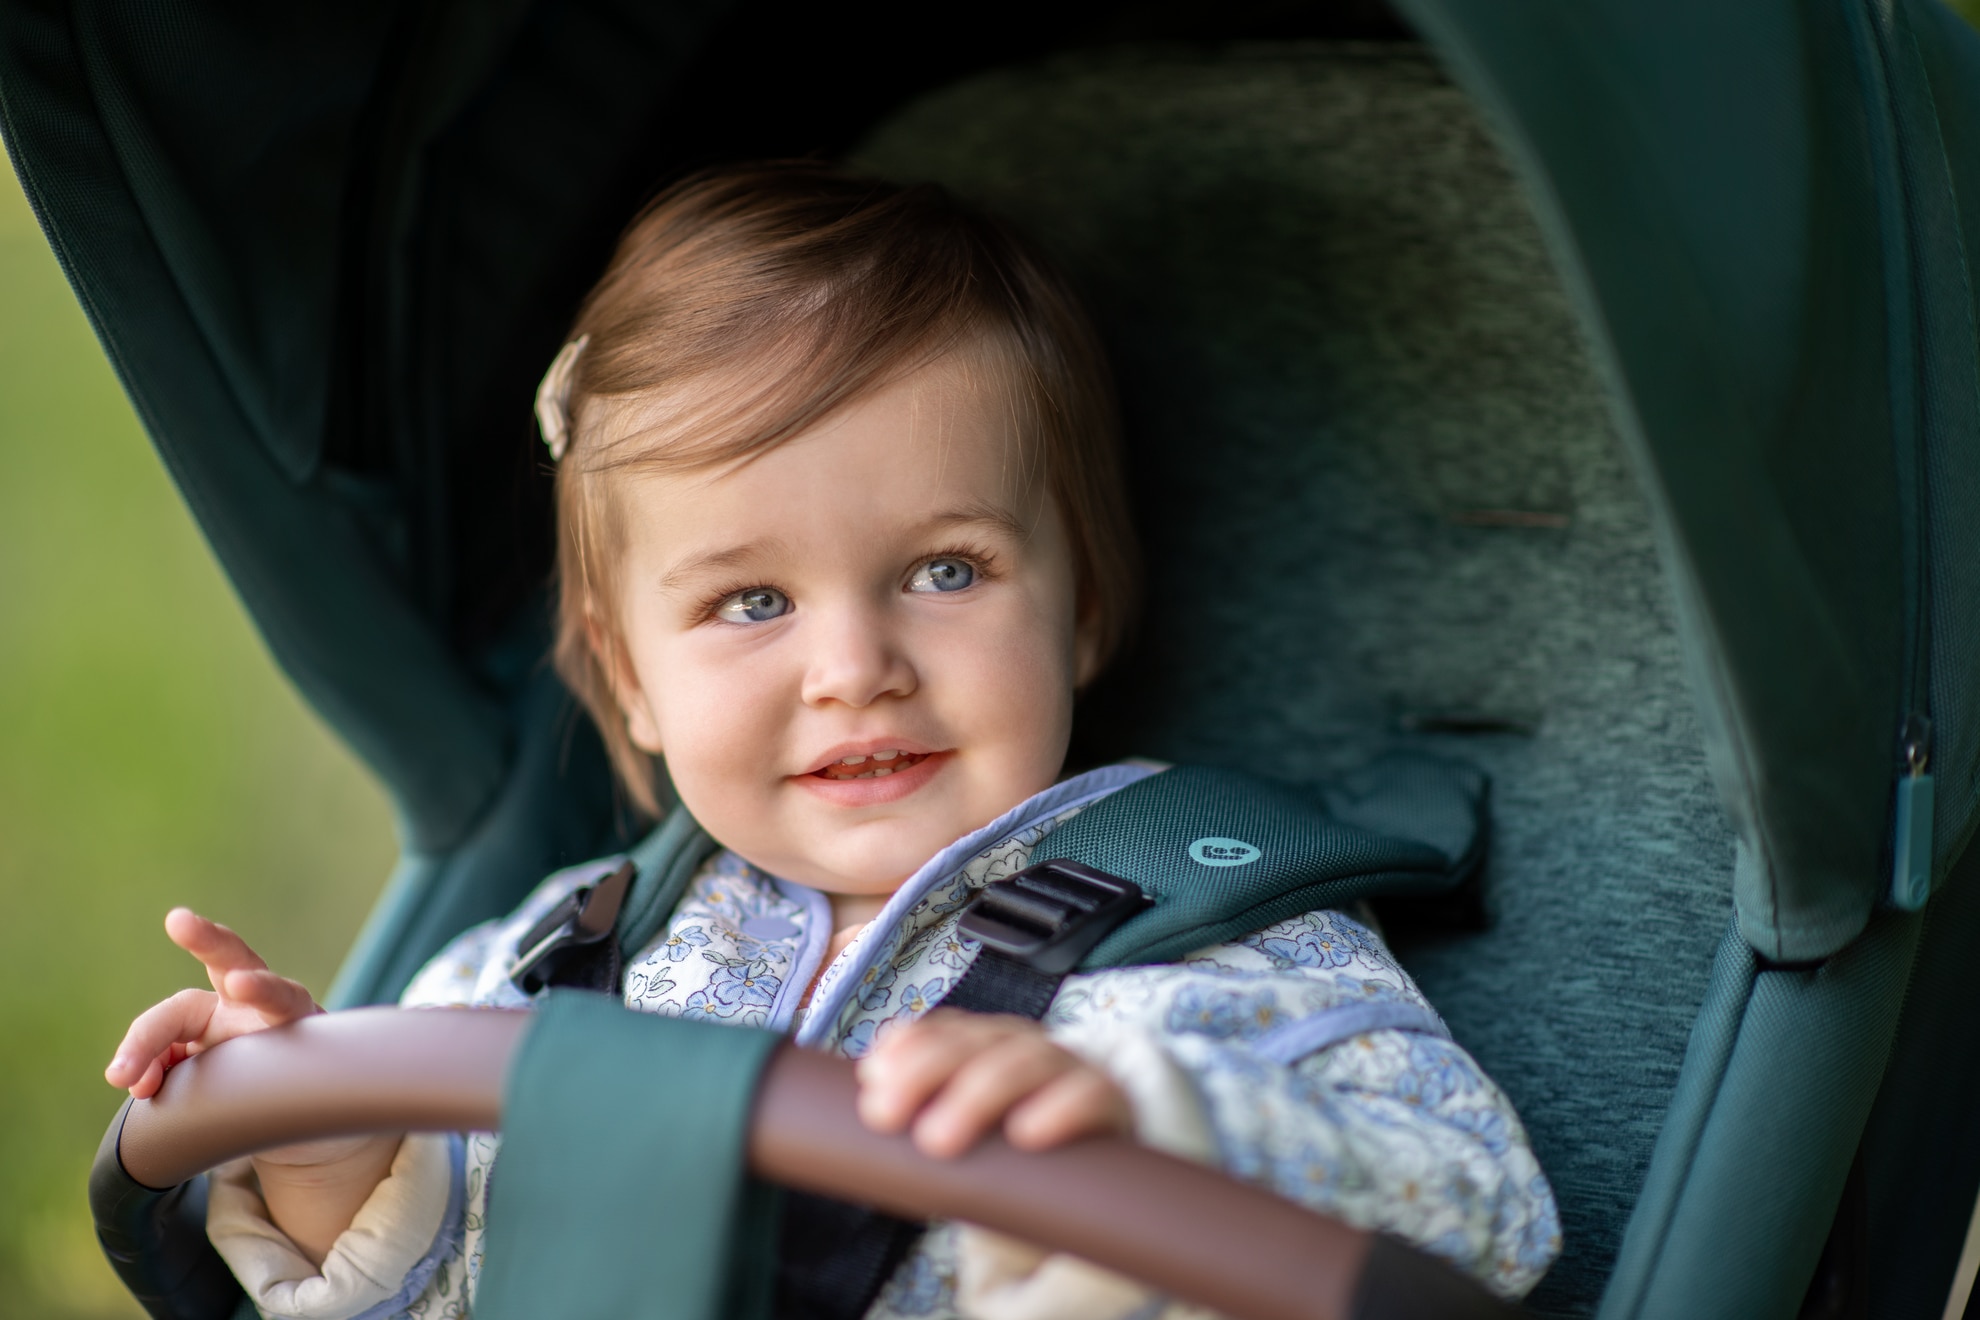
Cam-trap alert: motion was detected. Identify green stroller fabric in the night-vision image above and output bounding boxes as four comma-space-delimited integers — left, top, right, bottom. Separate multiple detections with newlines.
6, 0, 1980, 1316
477, 993, 781, 1320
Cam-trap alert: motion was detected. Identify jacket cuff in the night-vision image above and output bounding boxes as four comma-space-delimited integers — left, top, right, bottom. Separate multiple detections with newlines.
206, 1133, 463, 1320
1051, 1020, 1218, 1163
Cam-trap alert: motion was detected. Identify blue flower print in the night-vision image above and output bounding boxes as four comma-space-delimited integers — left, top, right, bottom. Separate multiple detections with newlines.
1331, 911, 1383, 955
858, 962, 899, 1011
1514, 1178, 1563, 1271
1271, 1141, 1346, 1193
683, 988, 726, 1018
908, 874, 970, 920
878, 1246, 949, 1315
657, 925, 710, 962
695, 856, 783, 922
923, 930, 975, 971
930, 880, 976, 917
1395, 1037, 1479, 1109
897, 979, 946, 1017
1165, 983, 1283, 1040
706, 954, 779, 1013
1438, 1105, 1511, 1156
1351, 977, 1410, 1004
842, 1018, 880, 1058
1248, 915, 1364, 970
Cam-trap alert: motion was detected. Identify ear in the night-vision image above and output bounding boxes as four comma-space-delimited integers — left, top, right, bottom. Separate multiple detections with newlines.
586, 613, 665, 755
1072, 595, 1107, 690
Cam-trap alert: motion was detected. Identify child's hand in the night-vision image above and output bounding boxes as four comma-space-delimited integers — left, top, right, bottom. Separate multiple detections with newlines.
855, 1009, 1133, 1159
105, 908, 320, 1100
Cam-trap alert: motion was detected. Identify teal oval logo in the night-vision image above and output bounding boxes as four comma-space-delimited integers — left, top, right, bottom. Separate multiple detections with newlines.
1189, 836, 1262, 868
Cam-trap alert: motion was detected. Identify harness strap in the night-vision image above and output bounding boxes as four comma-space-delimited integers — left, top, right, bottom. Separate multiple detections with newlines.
777, 861, 1151, 1319
593, 756, 1487, 1320
936, 950, 1061, 1018
772, 1193, 926, 1320
941, 859, 1151, 1016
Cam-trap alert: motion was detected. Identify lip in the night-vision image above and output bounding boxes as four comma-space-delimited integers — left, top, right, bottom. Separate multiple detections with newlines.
792, 748, 949, 807
800, 738, 941, 778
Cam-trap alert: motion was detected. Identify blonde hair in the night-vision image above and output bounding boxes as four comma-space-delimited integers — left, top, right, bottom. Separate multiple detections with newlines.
552, 162, 1137, 816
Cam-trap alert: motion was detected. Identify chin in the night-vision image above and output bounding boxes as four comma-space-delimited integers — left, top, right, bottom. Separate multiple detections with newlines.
810, 830, 954, 894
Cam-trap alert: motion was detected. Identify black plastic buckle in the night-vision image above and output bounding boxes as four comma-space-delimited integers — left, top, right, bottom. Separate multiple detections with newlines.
510, 860, 634, 994
957, 859, 1150, 976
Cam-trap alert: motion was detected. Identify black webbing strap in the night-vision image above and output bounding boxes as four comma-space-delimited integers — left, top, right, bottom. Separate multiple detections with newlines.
773, 1192, 927, 1320
935, 948, 1062, 1018
773, 860, 1151, 1320
530, 851, 1149, 1316
939, 859, 1149, 1017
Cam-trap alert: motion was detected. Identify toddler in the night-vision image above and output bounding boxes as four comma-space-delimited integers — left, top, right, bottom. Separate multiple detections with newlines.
107, 163, 1560, 1320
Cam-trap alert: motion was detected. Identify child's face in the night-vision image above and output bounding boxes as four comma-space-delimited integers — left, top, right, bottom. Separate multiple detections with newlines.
604, 350, 1100, 897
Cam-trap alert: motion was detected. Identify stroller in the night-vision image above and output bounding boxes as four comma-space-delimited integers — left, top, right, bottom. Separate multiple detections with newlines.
5, 0, 1978, 1315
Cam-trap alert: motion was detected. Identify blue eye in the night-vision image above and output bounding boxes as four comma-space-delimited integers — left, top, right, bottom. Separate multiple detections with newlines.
716, 587, 791, 623
908, 557, 975, 594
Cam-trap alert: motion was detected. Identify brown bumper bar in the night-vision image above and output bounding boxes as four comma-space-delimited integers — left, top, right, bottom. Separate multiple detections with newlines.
108, 1007, 1523, 1320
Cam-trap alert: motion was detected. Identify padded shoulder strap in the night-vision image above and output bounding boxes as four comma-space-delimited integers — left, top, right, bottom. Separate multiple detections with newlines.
615, 806, 720, 965
1034, 755, 1487, 970
608, 754, 1485, 974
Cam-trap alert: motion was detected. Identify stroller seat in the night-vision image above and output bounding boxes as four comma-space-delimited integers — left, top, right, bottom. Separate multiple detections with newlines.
855, 44, 1735, 1313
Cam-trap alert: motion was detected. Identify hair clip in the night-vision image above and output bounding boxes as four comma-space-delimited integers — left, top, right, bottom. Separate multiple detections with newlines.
535, 335, 590, 461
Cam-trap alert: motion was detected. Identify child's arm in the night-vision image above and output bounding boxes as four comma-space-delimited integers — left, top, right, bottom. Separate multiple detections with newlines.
104, 909, 402, 1265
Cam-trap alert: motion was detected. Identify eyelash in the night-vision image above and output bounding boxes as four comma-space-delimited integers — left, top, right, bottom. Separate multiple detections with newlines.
920, 542, 999, 586
691, 544, 999, 624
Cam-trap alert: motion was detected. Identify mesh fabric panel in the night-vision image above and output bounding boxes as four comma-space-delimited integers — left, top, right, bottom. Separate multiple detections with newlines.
1035, 761, 1480, 967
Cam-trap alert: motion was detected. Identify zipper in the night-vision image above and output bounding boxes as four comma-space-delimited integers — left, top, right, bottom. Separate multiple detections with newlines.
1893, 715, 1934, 910
1856, 0, 1937, 910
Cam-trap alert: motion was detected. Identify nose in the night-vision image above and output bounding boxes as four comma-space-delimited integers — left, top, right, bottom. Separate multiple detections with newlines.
799, 599, 918, 710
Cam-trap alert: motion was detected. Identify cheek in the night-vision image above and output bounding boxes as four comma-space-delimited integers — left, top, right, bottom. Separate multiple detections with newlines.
636, 637, 788, 793
932, 587, 1080, 768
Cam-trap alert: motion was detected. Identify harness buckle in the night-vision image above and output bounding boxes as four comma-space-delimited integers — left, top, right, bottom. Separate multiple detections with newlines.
958, 860, 1150, 976
510, 859, 634, 994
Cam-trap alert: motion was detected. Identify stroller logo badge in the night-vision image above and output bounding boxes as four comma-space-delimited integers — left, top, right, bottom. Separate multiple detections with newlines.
1189, 837, 1261, 867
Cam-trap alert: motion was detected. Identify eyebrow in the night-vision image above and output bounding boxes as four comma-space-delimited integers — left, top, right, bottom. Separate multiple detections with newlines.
923, 500, 1032, 542
657, 539, 786, 594
655, 501, 1031, 594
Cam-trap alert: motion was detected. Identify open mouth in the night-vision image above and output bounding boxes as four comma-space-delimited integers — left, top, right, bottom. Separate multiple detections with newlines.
812, 749, 933, 781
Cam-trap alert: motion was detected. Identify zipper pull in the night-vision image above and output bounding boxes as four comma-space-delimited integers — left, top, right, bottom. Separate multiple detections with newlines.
1891, 715, 1935, 911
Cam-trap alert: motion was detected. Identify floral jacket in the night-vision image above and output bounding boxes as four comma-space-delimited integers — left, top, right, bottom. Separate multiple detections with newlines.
206, 763, 1560, 1320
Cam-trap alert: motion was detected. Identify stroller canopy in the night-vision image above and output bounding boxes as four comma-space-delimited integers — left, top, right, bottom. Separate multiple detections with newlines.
7, 1, 1980, 1317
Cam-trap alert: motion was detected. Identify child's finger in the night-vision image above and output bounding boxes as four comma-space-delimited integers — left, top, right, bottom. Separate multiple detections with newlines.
219, 968, 318, 1024
1003, 1066, 1133, 1152
165, 908, 269, 986
862, 1009, 1024, 1080
105, 988, 217, 1090
908, 1036, 1073, 1159
127, 1054, 169, 1101
857, 1013, 1014, 1131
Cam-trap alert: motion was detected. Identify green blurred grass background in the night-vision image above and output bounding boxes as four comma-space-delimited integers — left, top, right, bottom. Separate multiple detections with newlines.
0, 159, 396, 1317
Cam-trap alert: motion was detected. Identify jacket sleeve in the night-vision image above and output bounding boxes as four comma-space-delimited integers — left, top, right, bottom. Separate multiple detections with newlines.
1043, 907, 1562, 1300
205, 1134, 465, 1320
203, 859, 624, 1319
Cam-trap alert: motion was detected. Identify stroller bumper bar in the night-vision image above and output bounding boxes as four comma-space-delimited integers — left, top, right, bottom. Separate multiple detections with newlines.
96, 1007, 1522, 1320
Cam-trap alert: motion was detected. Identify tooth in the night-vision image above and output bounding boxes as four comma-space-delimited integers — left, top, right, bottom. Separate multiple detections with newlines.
874, 750, 900, 762
840, 754, 867, 766
872, 766, 893, 776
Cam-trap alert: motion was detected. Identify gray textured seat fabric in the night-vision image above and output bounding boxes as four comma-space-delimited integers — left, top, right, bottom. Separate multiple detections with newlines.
856, 44, 1736, 1316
